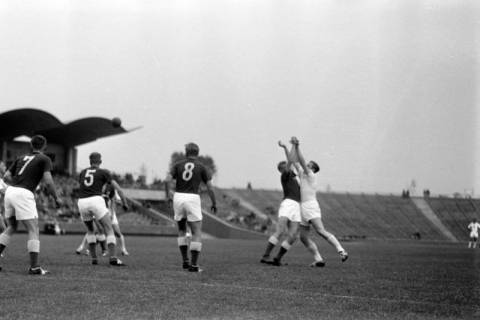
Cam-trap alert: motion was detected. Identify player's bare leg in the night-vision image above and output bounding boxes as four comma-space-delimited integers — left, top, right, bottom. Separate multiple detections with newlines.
98, 215, 125, 266
310, 218, 348, 262
113, 223, 128, 256
94, 219, 107, 256
272, 221, 299, 266
176, 218, 190, 268
76, 234, 88, 254
299, 225, 325, 267
83, 220, 99, 264
261, 217, 287, 263
22, 218, 49, 275
0, 217, 18, 264
187, 220, 202, 272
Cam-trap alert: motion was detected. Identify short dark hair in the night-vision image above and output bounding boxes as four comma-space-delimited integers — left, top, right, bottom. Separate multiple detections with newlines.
185, 143, 199, 157
30, 135, 47, 150
310, 161, 320, 173
89, 152, 102, 164
277, 161, 287, 171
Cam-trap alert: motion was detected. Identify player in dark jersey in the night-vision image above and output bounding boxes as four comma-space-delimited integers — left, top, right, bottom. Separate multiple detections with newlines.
77, 152, 129, 266
260, 141, 301, 265
0, 135, 61, 275
165, 143, 217, 272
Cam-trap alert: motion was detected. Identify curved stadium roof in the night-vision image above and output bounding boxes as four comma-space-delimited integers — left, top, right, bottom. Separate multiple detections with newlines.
0, 108, 128, 147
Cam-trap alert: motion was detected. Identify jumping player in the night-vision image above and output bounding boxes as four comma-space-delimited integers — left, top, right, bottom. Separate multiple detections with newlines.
0, 135, 62, 275
291, 137, 348, 263
467, 218, 480, 248
165, 143, 217, 272
77, 152, 128, 266
260, 141, 301, 265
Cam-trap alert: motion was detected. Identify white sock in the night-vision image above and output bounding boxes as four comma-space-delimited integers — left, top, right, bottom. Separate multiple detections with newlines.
268, 236, 279, 246
119, 235, 126, 251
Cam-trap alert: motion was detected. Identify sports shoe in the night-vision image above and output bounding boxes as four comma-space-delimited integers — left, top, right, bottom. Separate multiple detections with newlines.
271, 258, 286, 266
310, 260, 326, 267
260, 258, 271, 264
121, 250, 129, 256
101, 250, 108, 257
109, 257, 126, 266
182, 261, 191, 269
340, 251, 349, 262
28, 266, 49, 275
91, 259, 98, 265
188, 265, 203, 273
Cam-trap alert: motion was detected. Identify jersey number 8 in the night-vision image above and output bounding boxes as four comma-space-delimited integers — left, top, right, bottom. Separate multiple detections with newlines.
182, 163, 195, 181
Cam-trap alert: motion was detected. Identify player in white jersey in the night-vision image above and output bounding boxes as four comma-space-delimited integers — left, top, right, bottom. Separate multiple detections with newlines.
290, 137, 348, 263
0, 161, 7, 232
467, 218, 480, 248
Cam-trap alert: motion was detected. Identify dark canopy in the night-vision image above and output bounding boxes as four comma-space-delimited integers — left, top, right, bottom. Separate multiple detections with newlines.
0, 108, 127, 146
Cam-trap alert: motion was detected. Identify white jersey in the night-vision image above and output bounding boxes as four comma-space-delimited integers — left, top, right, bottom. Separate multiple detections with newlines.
0, 178, 7, 193
468, 222, 480, 237
299, 169, 318, 203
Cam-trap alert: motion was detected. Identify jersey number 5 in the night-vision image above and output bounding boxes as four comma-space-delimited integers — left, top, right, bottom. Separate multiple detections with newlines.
84, 169, 96, 187
182, 163, 195, 181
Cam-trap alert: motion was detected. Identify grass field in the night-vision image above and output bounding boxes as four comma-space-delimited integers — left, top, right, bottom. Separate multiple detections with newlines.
0, 235, 478, 320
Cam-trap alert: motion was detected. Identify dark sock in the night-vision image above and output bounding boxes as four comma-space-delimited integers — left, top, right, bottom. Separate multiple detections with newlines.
99, 240, 106, 251
179, 245, 189, 262
108, 243, 115, 258
29, 252, 39, 268
0, 244, 6, 255
89, 242, 97, 259
191, 250, 200, 266
263, 242, 275, 258
275, 247, 288, 261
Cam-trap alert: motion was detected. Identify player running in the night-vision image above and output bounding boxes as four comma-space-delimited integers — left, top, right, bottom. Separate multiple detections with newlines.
0, 161, 8, 232
260, 141, 301, 265
165, 143, 217, 272
77, 152, 129, 266
467, 218, 480, 248
0, 135, 62, 275
290, 137, 348, 264
104, 183, 129, 255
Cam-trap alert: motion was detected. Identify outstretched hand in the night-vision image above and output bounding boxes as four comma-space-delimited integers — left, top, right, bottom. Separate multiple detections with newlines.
290, 136, 299, 146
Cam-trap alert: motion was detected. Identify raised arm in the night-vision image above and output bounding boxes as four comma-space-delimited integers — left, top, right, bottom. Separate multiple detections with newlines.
291, 137, 311, 174
42, 171, 62, 208
278, 141, 295, 169
111, 180, 129, 210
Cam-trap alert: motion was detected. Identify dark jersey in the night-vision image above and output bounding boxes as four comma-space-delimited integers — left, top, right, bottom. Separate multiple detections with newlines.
77, 167, 112, 198
8, 152, 52, 193
281, 170, 301, 202
170, 157, 211, 194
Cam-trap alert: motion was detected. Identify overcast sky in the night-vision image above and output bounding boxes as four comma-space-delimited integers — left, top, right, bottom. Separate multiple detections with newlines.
0, 0, 478, 195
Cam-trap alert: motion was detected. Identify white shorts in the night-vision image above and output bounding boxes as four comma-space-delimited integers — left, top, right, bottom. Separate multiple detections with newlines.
78, 196, 109, 222
300, 200, 322, 226
4, 186, 38, 220
173, 192, 202, 222
278, 199, 301, 223
470, 233, 478, 240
